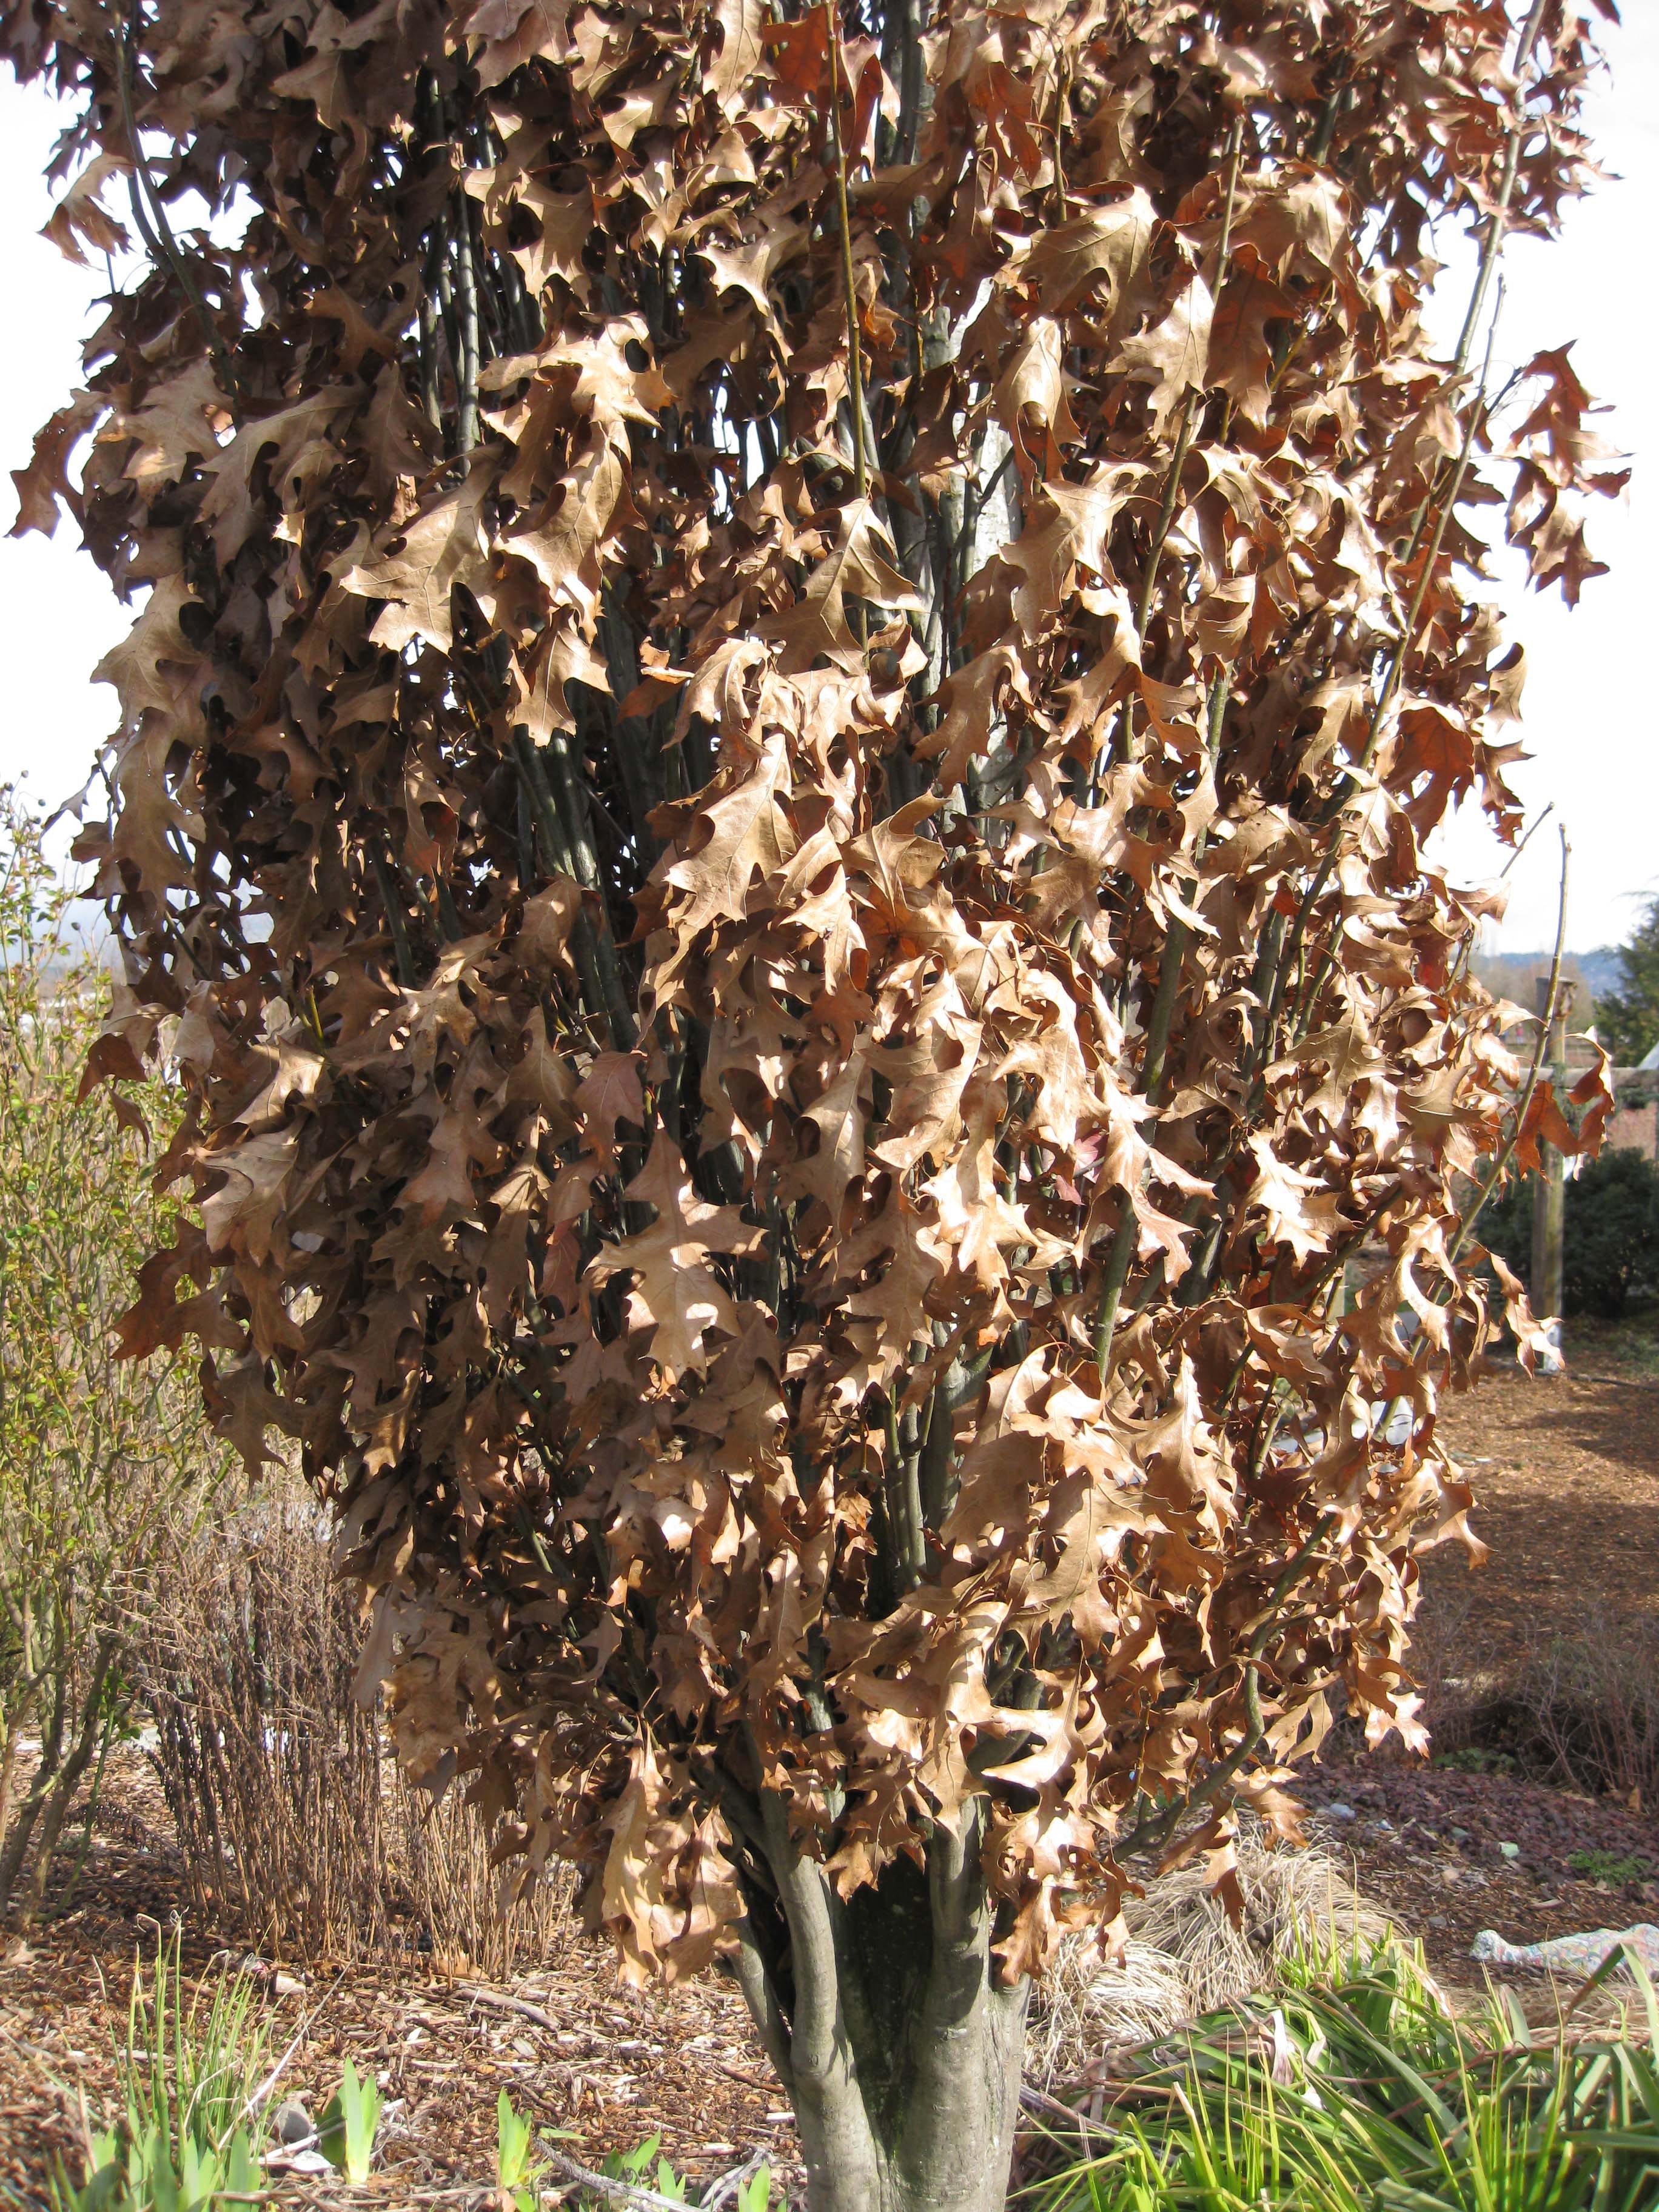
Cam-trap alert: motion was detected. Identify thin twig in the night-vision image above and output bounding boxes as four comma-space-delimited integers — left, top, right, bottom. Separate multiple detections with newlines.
1048, 50, 1070, 221
1094, 671, 1229, 1375
1020, 2080, 1121, 2140
1454, 0, 1551, 372
1134, 114, 1245, 639
1361, 828, 1572, 1452
699, 2145, 774, 2212
1357, 310, 1506, 778
451, 198, 482, 454
1096, 115, 1242, 790
1111, 1512, 1338, 1863
1499, 800, 1553, 882
458, 1982, 561, 2033
511, 727, 615, 1042
238, 1969, 346, 2137
544, 2148, 704, 2212
1449, 823, 1570, 1263
822, 1, 867, 503
1270, 316, 1506, 1053
370, 838, 419, 990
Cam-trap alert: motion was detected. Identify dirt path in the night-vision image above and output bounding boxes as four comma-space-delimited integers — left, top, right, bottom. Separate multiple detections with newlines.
1432, 1360, 1659, 1645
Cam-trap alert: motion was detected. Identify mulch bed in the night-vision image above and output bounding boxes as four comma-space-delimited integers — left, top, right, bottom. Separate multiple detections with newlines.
7, 1349, 1659, 2200
0, 1750, 800, 2209
1428, 1353, 1659, 1645
1304, 1346, 1659, 2005
1295, 1754, 1657, 2004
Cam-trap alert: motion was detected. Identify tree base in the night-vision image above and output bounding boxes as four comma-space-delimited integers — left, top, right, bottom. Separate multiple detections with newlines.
731, 1806, 1029, 2212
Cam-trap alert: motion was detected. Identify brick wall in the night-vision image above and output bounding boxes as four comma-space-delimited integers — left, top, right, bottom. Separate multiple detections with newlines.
1604, 1101, 1659, 1160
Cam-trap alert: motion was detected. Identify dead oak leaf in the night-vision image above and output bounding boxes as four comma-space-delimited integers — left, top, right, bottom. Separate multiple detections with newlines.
586, 1132, 762, 1381
1113, 273, 1213, 438
465, 0, 577, 84
655, 729, 799, 943
111, 359, 230, 494
1209, 254, 1298, 429
837, 1190, 949, 1384
1016, 190, 1157, 326
1270, 1016, 1386, 1125
760, 497, 925, 671
1242, 1134, 1339, 1262
577, 1050, 646, 1164
776, 1048, 870, 1223
42, 150, 132, 266
340, 460, 498, 654
10, 389, 102, 537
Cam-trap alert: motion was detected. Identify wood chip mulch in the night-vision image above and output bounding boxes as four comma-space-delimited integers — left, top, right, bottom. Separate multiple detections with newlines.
0, 1751, 800, 2210
1295, 1350, 1659, 2011
1294, 1754, 1657, 2008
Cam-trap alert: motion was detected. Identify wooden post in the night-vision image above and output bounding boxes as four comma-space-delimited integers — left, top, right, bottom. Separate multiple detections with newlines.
1531, 974, 1573, 1362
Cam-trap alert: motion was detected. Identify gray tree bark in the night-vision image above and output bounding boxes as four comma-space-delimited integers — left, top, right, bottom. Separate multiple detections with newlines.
730, 1799, 1030, 2212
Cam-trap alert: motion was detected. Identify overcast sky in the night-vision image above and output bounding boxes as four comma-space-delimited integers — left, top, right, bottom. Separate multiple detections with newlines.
0, 17, 1652, 953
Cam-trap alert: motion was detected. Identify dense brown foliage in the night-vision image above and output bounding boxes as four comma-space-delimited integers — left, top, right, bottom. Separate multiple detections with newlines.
3, 0, 1621, 1996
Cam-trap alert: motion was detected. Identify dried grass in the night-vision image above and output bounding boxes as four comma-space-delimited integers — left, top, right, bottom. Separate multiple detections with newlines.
133, 1477, 571, 1975
1028, 1831, 1388, 2085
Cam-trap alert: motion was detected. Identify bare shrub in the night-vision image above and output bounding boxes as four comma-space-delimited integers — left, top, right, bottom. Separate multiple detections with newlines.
1405, 1584, 1505, 1753
138, 1488, 386, 1957
1521, 1610, 1659, 1806
137, 1481, 569, 1973
0, 803, 229, 1928
393, 1785, 573, 1982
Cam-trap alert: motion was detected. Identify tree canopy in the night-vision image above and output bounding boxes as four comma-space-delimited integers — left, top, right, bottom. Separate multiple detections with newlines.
0, 0, 1622, 2199
1594, 899, 1659, 1067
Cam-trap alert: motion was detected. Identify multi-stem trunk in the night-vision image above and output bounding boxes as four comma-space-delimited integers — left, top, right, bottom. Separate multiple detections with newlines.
729, 1803, 1029, 2212
10, 1637, 118, 1926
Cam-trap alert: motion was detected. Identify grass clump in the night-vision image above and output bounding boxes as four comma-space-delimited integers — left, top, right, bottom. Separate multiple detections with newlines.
1019, 1935, 1659, 2212
1433, 1745, 1518, 1778
49, 1936, 403, 2210
1566, 1849, 1655, 1886
50, 1939, 272, 2211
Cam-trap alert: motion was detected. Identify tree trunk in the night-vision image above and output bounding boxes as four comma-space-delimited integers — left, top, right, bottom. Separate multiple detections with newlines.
731, 1801, 1029, 2212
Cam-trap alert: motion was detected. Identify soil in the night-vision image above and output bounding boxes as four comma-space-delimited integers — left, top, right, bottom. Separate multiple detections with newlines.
4, 1315, 1658, 2204
1427, 1341, 1659, 1646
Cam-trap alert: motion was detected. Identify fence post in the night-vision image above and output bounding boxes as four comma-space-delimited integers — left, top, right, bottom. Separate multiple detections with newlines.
1530, 974, 1573, 1366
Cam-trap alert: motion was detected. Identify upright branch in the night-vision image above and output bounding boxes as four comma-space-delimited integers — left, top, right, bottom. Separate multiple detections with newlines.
823, 0, 868, 503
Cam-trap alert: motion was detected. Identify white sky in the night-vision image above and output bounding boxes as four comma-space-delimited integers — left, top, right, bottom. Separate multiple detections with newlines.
0, 18, 1652, 953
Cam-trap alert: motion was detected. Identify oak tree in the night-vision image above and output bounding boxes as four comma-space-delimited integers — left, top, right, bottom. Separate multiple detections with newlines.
1, 0, 1620, 2203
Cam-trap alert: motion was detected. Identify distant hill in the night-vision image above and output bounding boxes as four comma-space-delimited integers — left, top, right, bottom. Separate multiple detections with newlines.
1471, 945, 1623, 1027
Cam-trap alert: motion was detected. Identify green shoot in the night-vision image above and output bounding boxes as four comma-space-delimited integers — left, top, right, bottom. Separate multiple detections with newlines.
497, 2088, 550, 2210
320, 2056, 383, 2185
47, 1937, 269, 2212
